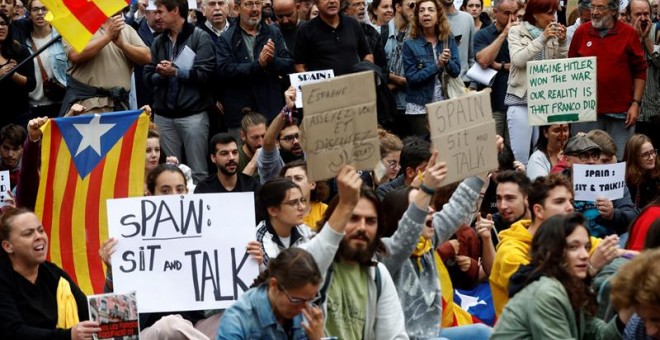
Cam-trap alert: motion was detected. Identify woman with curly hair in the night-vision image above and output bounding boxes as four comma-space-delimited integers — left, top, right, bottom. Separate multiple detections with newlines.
492, 213, 625, 339
623, 133, 660, 209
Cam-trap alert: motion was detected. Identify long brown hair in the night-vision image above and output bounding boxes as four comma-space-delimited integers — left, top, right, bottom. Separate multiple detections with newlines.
410, 0, 451, 40
623, 134, 660, 187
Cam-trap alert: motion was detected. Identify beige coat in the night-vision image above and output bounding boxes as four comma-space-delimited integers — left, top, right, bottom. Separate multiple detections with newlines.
506, 24, 569, 99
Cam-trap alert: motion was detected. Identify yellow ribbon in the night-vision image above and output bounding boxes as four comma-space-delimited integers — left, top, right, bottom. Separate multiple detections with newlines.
56, 277, 80, 329
411, 236, 432, 272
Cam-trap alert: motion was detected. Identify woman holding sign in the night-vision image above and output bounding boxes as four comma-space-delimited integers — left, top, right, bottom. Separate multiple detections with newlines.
0, 207, 102, 340
402, 0, 460, 137
505, 0, 567, 166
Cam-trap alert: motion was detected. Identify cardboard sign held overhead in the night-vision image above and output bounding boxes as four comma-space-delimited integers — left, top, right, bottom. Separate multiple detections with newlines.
301, 71, 380, 182
427, 90, 498, 185
107, 193, 259, 313
526, 57, 597, 126
573, 162, 626, 201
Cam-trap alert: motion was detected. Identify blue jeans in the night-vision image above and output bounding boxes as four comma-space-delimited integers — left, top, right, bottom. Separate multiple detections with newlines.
155, 112, 209, 184
439, 324, 492, 340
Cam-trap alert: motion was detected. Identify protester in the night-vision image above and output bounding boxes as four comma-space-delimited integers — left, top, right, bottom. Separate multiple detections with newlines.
273, 0, 302, 56
506, 0, 567, 166
198, 0, 231, 42
25, 0, 67, 118
623, 134, 660, 210
587, 129, 618, 164
474, 0, 519, 145
569, 0, 647, 160
402, 0, 460, 136
492, 213, 625, 339
308, 3, 319, 18
526, 124, 569, 180
461, 0, 492, 31
280, 160, 329, 230
0, 124, 25, 191
237, 109, 266, 176
627, 196, 660, 251
361, 128, 403, 189
611, 248, 660, 339
0, 207, 102, 339
0, 11, 35, 129
371, 0, 394, 27
493, 170, 531, 237
376, 136, 431, 200
439, 0, 476, 88
217, 248, 325, 339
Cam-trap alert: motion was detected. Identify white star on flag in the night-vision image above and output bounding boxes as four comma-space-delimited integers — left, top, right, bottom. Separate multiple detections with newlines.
74, 115, 116, 157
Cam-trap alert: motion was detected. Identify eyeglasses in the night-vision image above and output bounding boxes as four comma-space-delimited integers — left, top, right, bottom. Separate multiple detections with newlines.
278, 283, 320, 305
280, 133, 300, 143
589, 4, 610, 11
243, 1, 263, 8
281, 198, 307, 208
30, 6, 47, 13
640, 149, 658, 160
576, 151, 601, 162
383, 159, 400, 170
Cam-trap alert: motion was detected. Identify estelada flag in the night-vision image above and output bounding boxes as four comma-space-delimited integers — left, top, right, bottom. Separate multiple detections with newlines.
41, 0, 132, 52
35, 111, 149, 294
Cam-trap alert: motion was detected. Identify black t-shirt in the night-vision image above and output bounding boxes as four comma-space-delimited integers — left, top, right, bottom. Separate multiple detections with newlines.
294, 14, 372, 76
194, 173, 261, 194
473, 23, 510, 112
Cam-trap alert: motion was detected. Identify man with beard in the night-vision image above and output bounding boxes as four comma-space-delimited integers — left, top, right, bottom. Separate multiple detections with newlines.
195, 133, 261, 195
492, 170, 531, 242
273, 0, 302, 56
216, 0, 294, 141
257, 87, 305, 183
294, 0, 373, 75
0, 124, 26, 192
628, 0, 660, 148
568, 0, 646, 160
198, 0, 231, 42
238, 109, 267, 176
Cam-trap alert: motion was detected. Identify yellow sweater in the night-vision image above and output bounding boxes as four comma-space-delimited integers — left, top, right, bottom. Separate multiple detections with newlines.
489, 219, 602, 316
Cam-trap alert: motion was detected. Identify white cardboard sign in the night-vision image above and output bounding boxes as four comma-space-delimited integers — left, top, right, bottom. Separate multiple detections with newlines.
289, 70, 335, 108
0, 170, 10, 207
573, 162, 626, 201
108, 193, 259, 313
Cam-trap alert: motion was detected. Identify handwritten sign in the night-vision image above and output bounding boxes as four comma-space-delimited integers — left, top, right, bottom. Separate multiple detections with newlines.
526, 57, 597, 126
301, 71, 379, 182
289, 70, 334, 108
108, 193, 259, 313
0, 170, 10, 208
427, 90, 499, 185
573, 162, 626, 201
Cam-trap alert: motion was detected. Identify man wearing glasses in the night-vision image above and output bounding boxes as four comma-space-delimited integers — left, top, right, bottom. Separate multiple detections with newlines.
568, 0, 647, 160
216, 0, 294, 142
560, 135, 638, 238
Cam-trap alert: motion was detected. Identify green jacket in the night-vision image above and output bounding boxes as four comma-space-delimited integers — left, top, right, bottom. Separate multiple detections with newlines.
491, 276, 621, 340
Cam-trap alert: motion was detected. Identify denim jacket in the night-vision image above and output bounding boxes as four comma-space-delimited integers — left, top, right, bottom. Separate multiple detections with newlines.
217, 284, 308, 339
402, 34, 460, 106
26, 28, 68, 86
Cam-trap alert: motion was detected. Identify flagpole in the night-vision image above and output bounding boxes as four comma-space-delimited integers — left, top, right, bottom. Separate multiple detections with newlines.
0, 34, 62, 83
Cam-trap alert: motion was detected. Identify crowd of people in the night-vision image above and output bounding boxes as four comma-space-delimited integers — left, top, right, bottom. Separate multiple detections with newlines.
0, 0, 659, 338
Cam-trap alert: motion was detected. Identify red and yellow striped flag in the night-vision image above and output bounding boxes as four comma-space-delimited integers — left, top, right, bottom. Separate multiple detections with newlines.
41, 0, 132, 52
35, 110, 149, 295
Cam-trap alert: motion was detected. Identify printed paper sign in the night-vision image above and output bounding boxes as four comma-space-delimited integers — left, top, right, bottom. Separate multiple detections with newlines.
88, 292, 138, 340
573, 162, 626, 201
526, 57, 597, 126
427, 90, 499, 185
0, 170, 10, 207
108, 193, 259, 313
301, 71, 380, 182
289, 70, 334, 108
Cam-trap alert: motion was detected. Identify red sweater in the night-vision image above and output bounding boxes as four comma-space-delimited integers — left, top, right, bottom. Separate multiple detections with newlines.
568, 21, 647, 115
628, 206, 660, 251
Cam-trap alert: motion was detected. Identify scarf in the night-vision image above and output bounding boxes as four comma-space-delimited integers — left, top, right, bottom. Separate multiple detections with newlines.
411, 236, 432, 272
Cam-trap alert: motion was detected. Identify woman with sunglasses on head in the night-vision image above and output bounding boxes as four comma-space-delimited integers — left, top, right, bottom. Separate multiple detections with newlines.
492, 213, 626, 339
217, 247, 325, 339
623, 133, 660, 210
505, 0, 567, 166
25, 0, 68, 118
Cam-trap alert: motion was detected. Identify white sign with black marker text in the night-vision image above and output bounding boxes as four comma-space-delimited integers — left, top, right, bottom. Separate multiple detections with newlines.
573, 162, 626, 201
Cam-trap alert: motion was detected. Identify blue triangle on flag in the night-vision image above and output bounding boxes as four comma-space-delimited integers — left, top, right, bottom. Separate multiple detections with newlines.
55, 110, 143, 179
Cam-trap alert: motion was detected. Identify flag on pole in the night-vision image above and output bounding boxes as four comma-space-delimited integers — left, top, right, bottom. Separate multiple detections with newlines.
41, 0, 132, 52
35, 110, 149, 295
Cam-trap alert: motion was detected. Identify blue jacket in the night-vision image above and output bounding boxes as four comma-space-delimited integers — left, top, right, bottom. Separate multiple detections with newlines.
216, 284, 308, 339
402, 34, 460, 106
216, 23, 294, 128
25, 28, 67, 86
